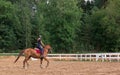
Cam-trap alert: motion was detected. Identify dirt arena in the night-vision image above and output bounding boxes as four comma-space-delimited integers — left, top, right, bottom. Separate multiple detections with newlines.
0, 56, 120, 75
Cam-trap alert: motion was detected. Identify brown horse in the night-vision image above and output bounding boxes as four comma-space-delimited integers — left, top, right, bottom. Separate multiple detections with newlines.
14, 45, 52, 69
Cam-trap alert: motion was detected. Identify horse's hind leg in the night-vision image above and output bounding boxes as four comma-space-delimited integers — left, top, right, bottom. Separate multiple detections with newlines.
23, 58, 26, 69
26, 56, 31, 68
23, 56, 30, 69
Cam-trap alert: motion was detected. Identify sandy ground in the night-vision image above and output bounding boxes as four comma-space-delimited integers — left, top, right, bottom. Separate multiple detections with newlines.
0, 56, 120, 75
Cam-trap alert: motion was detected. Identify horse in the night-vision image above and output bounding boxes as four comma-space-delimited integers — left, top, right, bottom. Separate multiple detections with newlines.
14, 44, 52, 69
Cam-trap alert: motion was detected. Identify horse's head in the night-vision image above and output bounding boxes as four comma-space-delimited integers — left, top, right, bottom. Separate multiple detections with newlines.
44, 45, 52, 53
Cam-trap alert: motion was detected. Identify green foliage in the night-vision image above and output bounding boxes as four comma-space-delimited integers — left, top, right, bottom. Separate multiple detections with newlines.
76, 0, 120, 52
0, 0, 120, 53
37, 0, 82, 53
90, 10, 119, 52
0, 0, 18, 52
94, 0, 108, 8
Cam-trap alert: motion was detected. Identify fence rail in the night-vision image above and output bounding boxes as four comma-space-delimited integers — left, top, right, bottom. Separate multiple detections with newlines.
1, 53, 120, 62
47, 53, 120, 62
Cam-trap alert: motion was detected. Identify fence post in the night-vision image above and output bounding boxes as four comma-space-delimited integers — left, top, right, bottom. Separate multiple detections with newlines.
117, 54, 119, 62
109, 54, 111, 62
80, 54, 82, 61
102, 54, 104, 62
60, 54, 61, 60
90, 54, 91, 61
76, 54, 78, 60
96, 54, 98, 62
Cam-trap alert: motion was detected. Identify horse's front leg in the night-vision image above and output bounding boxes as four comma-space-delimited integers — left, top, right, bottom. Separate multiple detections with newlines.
40, 58, 43, 68
44, 57, 49, 68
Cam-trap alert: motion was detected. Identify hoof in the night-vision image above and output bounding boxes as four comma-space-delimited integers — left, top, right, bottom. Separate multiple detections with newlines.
40, 65, 43, 69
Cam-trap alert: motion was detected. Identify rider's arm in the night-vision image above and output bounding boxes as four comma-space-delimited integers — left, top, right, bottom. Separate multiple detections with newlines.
40, 40, 45, 47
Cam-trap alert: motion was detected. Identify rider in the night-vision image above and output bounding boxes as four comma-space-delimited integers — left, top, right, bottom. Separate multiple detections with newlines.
36, 35, 45, 58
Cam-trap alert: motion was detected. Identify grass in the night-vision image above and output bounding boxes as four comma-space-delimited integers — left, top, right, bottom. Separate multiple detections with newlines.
0, 53, 18, 56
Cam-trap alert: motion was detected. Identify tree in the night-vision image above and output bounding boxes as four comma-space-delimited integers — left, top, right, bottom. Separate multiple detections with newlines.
37, 0, 82, 53
14, 0, 32, 48
87, 9, 119, 52
76, 0, 120, 52
0, 0, 18, 52
94, 0, 108, 8
105, 0, 120, 51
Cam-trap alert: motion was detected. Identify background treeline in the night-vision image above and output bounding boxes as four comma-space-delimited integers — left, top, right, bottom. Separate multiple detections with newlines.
0, 0, 120, 53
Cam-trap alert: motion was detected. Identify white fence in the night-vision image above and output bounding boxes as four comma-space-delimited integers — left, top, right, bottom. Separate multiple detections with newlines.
47, 53, 120, 62
1, 53, 120, 62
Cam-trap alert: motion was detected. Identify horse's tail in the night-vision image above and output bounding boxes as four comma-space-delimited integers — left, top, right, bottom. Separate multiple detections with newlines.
14, 50, 24, 63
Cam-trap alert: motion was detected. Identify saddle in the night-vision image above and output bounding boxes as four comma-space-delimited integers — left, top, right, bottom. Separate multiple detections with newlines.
34, 48, 41, 54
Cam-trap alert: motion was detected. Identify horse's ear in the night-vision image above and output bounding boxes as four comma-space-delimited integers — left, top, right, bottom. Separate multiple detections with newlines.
48, 45, 52, 49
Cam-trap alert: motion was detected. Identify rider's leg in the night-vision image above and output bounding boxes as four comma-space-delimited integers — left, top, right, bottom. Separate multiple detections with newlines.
39, 47, 44, 58
40, 48, 44, 58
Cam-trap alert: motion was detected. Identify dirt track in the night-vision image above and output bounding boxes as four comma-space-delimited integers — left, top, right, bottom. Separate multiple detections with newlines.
0, 56, 120, 75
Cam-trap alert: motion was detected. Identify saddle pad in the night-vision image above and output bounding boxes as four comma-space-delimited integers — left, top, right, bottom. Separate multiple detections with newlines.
35, 48, 41, 54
